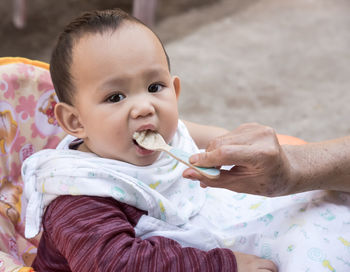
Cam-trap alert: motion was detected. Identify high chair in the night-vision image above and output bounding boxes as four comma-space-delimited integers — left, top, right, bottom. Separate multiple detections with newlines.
0, 57, 305, 271
0, 57, 66, 271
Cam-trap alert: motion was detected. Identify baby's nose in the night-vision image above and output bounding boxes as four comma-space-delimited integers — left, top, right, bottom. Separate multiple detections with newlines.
130, 97, 155, 119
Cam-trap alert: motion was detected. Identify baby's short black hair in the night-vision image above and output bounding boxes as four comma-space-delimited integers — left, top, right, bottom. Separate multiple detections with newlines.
50, 8, 170, 105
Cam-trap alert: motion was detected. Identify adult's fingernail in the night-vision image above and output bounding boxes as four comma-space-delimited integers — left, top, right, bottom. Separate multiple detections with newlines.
200, 182, 207, 188
184, 169, 197, 179
189, 154, 199, 164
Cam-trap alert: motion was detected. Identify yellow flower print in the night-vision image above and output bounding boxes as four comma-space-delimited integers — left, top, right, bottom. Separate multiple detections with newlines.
149, 181, 161, 189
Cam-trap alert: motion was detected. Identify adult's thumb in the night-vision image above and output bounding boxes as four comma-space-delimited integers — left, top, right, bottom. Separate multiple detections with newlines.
190, 145, 251, 168
189, 149, 223, 168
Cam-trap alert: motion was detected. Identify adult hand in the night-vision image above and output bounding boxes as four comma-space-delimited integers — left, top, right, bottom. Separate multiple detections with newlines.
183, 123, 294, 197
184, 122, 350, 196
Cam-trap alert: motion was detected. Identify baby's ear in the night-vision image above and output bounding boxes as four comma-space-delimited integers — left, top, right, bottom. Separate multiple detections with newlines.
172, 76, 181, 99
54, 102, 86, 138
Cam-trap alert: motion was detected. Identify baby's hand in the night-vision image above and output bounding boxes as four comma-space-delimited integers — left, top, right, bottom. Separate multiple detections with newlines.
234, 252, 278, 272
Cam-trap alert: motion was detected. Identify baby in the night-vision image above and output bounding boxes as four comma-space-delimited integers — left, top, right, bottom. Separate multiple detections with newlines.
22, 9, 350, 272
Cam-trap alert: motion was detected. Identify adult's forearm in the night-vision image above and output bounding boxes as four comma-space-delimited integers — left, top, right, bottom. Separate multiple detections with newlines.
284, 136, 350, 194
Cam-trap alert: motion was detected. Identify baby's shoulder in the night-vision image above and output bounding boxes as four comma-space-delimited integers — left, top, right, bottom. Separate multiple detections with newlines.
44, 195, 146, 226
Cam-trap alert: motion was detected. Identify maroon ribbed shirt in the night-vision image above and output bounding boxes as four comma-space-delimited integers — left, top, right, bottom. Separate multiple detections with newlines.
32, 195, 237, 271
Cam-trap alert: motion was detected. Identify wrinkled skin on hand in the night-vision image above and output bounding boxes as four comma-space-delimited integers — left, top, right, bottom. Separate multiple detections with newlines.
183, 123, 294, 197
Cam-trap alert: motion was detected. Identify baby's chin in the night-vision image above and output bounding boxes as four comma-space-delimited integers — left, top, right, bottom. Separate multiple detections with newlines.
136, 157, 161, 167
122, 152, 162, 167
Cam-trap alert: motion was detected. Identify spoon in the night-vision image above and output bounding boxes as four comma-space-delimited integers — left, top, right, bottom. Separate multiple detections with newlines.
133, 130, 220, 179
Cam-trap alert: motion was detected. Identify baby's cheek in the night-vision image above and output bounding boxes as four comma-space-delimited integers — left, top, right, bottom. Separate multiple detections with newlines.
159, 99, 179, 142
166, 119, 178, 144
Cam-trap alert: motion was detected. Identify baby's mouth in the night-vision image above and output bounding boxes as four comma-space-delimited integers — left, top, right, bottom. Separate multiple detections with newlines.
133, 139, 144, 149
133, 129, 155, 151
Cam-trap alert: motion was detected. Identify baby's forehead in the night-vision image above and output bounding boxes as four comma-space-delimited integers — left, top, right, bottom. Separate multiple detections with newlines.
70, 22, 169, 90
72, 23, 168, 68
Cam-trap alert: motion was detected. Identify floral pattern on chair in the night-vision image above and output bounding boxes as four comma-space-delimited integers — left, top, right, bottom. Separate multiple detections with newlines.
0, 57, 66, 271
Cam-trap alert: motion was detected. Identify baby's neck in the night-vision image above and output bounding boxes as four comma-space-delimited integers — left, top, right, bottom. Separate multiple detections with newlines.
77, 141, 91, 153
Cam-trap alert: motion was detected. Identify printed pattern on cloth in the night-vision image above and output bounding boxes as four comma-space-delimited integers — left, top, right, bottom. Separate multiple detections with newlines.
23, 119, 350, 272
0, 57, 66, 268
23, 120, 206, 238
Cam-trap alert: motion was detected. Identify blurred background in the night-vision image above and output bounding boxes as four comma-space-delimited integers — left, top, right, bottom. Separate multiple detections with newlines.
1, 0, 350, 142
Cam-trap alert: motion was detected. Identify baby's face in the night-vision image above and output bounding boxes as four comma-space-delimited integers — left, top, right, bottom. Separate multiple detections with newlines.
70, 23, 180, 166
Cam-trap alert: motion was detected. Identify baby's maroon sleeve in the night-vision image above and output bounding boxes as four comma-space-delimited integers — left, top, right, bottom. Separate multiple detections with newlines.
33, 195, 237, 272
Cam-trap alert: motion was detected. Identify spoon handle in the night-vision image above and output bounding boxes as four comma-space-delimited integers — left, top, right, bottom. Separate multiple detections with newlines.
165, 147, 220, 179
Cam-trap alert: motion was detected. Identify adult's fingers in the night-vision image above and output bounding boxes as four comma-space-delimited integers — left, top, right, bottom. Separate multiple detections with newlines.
183, 168, 217, 184
182, 168, 246, 191
189, 144, 261, 168
183, 168, 279, 196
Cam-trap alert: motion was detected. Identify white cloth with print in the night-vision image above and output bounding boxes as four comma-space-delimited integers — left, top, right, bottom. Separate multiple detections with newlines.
23, 120, 350, 272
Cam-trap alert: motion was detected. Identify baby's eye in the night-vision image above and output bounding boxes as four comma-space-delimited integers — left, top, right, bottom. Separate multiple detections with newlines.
106, 93, 126, 103
148, 83, 163, 93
